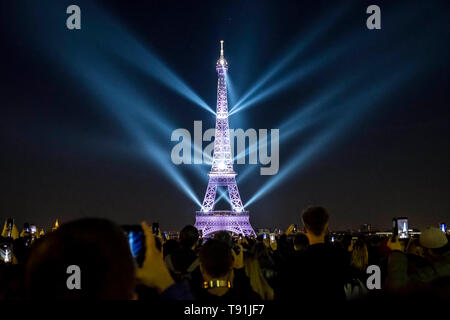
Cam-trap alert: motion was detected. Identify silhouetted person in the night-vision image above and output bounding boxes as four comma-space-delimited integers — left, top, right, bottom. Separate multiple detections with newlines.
163, 239, 180, 259
293, 232, 309, 251
0, 264, 26, 300
276, 206, 348, 301
25, 218, 136, 299
165, 225, 199, 282
192, 239, 260, 301
387, 226, 450, 291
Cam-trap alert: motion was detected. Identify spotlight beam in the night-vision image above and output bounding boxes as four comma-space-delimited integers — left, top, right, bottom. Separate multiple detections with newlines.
229, 3, 421, 117
115, 45, 216, 116
229, 43, 350, 116
233, 38, 413, 168
215, 189, 232, 206
245, 69, 413, 207
89, 3, 216, 115
235, 85, 349, 183
230, 5, 351, 113
21, 1, 206, 206
74, 62, 204, 207
233, 83, 347, 164
226, 74, 239, 108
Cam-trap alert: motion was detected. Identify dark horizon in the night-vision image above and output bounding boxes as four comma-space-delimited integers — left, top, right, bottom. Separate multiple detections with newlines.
0, 0, 449, 232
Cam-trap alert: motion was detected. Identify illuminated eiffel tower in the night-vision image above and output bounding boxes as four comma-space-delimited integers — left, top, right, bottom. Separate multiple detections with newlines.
195, 41, 255, 237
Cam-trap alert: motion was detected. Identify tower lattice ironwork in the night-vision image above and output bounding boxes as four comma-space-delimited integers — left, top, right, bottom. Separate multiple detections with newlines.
195, 41, 255, 237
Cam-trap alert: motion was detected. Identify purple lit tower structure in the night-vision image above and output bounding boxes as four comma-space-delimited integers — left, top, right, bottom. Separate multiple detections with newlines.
195, 41, 255, 237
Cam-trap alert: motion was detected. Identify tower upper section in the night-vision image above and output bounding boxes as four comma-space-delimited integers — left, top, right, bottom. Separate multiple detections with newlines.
210, 40, 234, 175
216, 40, 228, 72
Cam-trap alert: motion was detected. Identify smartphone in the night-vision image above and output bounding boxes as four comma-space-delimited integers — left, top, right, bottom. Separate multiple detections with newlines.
23, 223, 30, 233
396, 217, 409, 239
263, 233, 267, 239
122, 225, 146, 267
0, 243, 12, 263
152, 222, 160, 235
293, 224, 298, 233
30, 225, 37, 234
440, 223, 447, 233
398, 218, 409, 239
122, 225, 162, 267
331, 236, 335, 242
270, 234, 275, 242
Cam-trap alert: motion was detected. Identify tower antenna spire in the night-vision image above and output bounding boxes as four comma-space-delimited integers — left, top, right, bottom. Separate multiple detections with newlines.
220, 40, 224, 57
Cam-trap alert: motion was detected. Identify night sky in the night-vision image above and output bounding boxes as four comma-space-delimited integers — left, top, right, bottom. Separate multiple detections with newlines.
0, 0, 449, 232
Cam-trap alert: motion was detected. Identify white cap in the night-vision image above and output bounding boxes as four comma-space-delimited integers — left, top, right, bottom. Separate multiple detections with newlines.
419, 227, 448, 249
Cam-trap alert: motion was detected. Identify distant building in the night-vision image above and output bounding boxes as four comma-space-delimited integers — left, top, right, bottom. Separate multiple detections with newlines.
256, 228, 271, 236
167, 231, 179, 239
359, 224, 371, 233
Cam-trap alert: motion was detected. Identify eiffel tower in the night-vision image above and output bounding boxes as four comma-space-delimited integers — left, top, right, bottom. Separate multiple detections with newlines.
195, 41, 255, 237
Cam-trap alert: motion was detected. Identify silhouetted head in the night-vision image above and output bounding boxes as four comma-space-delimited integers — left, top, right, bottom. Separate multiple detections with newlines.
302, 206, 330, 238
25, 218, 135, 299
293, 232, 309, 251
199, 239, 233, 279
342, 234, 353, 250
12, 237, 31, 264
179, 225, 199, 249
163, 239, 180, 258
350, 240, 368, 271
212, 230, 233, 248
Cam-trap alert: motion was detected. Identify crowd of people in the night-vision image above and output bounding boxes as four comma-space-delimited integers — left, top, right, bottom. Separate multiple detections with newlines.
0, 206, 449, 303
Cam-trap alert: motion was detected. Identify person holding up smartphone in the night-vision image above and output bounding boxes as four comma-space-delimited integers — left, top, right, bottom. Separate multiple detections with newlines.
136, 222, 174, 292
386, 226, 449, 291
